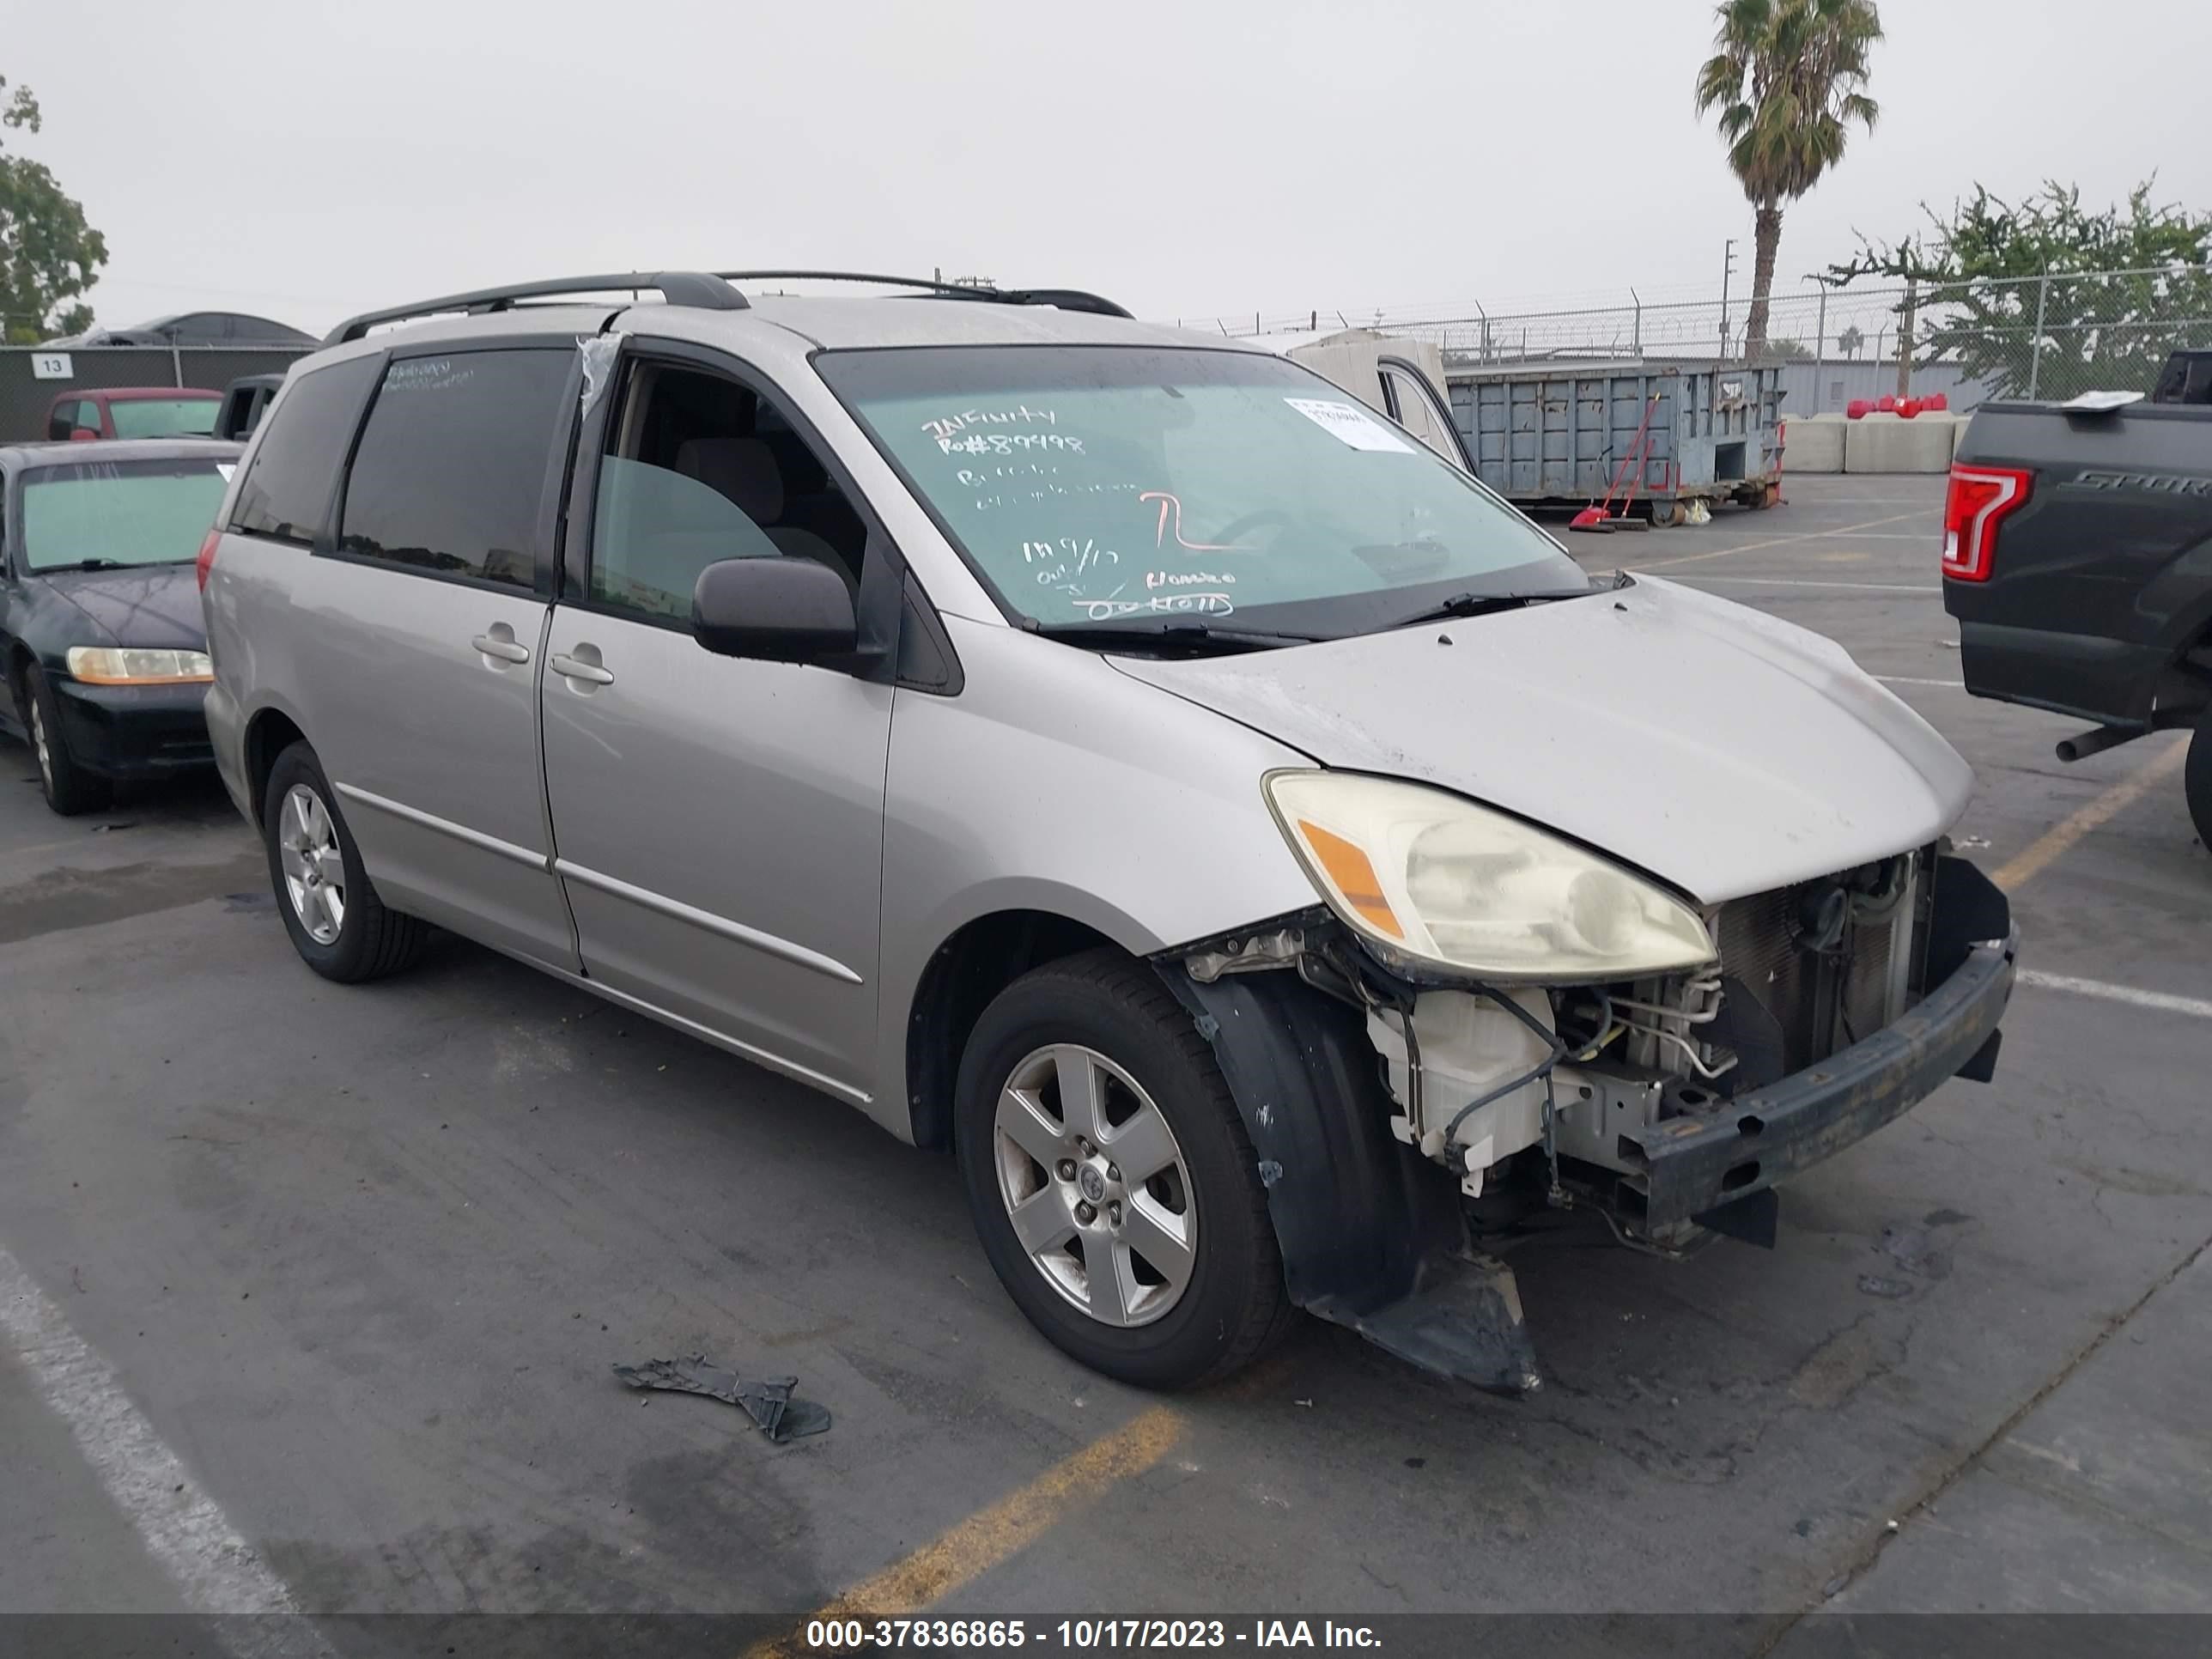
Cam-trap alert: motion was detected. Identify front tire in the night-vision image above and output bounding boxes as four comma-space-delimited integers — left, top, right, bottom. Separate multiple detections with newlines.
262, 741, 427, 982
2188, 708, 2212, 852
23, 664, 111, 816
954, 950, 1293, 1389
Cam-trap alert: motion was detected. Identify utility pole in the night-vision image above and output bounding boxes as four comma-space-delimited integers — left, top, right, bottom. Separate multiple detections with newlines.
1719, 239, 1738, 361
1806, 270, 1838, 411
2027, 270, 2050, 399
1896, 276, 1917, 402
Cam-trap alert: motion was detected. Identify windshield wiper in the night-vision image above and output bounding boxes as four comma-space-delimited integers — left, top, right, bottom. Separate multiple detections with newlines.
1025, 619, 1317, 652
41, 557, 195, 574
1384, 589, 1592, 629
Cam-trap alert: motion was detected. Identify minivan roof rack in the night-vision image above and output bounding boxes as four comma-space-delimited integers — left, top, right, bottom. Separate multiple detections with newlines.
324, 268, 1133, 348
715, 270, 1133, 319
324, 271, 747, 345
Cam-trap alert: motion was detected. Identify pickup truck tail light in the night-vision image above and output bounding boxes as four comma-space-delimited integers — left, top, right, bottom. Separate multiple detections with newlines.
1942, 465, 2032, 582
196, 527, 221, 592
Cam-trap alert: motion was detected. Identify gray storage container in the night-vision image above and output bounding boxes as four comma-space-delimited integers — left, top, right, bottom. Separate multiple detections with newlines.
1445, 360, 1787, 524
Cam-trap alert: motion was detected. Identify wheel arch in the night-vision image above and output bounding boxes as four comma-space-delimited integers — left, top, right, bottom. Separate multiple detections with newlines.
902, 907, 1133, 1151
3, 637, 31, 716
241, 705, 308, 828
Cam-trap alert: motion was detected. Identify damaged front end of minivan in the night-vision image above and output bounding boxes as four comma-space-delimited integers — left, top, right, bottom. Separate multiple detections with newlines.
1158, 772, 2019, 1395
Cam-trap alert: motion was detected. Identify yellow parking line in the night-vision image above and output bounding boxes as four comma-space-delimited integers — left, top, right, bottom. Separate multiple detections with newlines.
1630, 508, 1929, 573
745, 1405, 1184, 1656
1994, 738, 2190, 891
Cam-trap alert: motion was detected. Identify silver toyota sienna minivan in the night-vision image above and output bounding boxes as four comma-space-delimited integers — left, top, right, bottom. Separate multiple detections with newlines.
200, 270, 2018, 1392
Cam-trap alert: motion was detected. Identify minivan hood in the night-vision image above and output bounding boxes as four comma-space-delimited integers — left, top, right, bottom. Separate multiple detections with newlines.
45, 563, 207, 649
1106, 576, 1971, 903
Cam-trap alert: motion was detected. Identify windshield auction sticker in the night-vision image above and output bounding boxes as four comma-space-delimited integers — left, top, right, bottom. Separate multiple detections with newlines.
1282, 397, 1414, 453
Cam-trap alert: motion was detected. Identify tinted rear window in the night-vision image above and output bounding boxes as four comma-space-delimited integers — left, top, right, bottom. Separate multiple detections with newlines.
337, 349, 572, 590
231, 356, 381, 544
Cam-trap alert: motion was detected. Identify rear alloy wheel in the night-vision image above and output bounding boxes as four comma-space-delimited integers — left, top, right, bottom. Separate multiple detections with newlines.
22, 663, 110, 816
262, 741, 428, 982
2188, 707, 2212, 851
278, 783, 347, 945
955, 950, 1294, 1389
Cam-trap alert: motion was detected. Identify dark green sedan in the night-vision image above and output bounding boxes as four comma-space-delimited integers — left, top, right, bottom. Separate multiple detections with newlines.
1, 439, 243, 813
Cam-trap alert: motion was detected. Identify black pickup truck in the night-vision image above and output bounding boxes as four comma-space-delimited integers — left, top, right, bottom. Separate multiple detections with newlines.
1942, 350, 2212, 848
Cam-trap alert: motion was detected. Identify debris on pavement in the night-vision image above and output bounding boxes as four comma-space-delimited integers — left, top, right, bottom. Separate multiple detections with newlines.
612, 1353, 830, 1443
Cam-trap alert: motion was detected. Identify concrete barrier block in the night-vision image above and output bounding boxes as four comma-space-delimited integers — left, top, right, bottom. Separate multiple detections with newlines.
1781, 415, 1845, 474
1844, 411, 1956, 474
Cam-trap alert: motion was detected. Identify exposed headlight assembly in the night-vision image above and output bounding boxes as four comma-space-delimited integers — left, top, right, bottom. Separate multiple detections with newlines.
64, 647, 213, 685
1265, 770, 1717, 982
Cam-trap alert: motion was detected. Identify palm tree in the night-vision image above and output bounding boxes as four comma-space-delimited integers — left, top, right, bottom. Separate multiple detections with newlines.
1695, 0, 1882, 361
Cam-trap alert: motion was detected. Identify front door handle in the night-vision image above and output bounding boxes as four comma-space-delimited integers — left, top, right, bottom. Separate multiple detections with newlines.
471, 629, 532, 665
550, 651, 615, 686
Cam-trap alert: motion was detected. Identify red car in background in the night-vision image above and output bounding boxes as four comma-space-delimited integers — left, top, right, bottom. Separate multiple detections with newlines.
44, 387, 222, 441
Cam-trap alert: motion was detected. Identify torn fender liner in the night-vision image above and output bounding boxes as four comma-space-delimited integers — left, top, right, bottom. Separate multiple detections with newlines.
1927, 853, 2013, 984
1161, 965, 1541, 1395
613, 1355, 830, 1443
1335, 1250, 1541, 1395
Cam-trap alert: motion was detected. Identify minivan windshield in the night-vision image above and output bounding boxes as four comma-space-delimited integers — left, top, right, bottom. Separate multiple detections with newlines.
20, 457, 233, 572
818, 346, 1589, 639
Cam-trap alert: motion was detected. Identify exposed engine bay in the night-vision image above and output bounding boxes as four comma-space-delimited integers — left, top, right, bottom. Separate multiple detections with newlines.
1188, 848, 1935, 1250
1170, 842, 2011, 1395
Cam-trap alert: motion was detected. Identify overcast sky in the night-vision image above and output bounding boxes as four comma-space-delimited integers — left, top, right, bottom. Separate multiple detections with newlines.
14, 0, 2210, 336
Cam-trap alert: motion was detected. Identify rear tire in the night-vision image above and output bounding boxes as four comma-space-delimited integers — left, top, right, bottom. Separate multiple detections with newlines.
22, 663, 110, 817
262, 741, 428, 981
954, 949, 1294, 1390
2188, 708, 2212, 851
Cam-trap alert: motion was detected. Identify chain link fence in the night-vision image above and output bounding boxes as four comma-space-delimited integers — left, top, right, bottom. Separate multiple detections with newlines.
1176, 264, 2212, 413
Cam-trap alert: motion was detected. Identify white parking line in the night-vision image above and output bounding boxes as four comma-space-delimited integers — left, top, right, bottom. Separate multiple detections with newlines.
1875, 676, 1966, 689
0, 1243, 315, 1632
2017, 969, 2212, 1022
1632, 508, 1928, 571
1662, 574, 1942, 593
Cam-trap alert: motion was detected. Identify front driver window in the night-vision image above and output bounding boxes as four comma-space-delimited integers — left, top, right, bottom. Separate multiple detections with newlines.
592, 458, 782, 622
589, 362, 866, 624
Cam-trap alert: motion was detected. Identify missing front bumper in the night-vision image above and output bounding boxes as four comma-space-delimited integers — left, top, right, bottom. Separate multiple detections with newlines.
1616, 927, 2017, 1233
1162, 859, 2017, 1397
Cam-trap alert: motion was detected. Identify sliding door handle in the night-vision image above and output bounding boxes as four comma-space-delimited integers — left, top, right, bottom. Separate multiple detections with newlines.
550, 652, 614, 686
471, 629, 532, 665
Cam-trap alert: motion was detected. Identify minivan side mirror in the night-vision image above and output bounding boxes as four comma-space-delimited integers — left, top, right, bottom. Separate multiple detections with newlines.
692, 556, 859, 665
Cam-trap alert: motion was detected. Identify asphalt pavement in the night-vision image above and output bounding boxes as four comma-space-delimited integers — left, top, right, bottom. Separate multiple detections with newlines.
2, 476, 2208, 1643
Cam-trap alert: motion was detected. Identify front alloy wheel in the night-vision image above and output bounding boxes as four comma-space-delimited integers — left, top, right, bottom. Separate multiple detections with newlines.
22, 663, 109, 815
28, 694, 51, 791
954, 950, 1293, 1389
994, 1043, 1197, 1328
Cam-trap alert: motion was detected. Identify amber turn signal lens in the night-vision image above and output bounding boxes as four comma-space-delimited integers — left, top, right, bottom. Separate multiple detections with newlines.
1295, 818, 1405, 939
